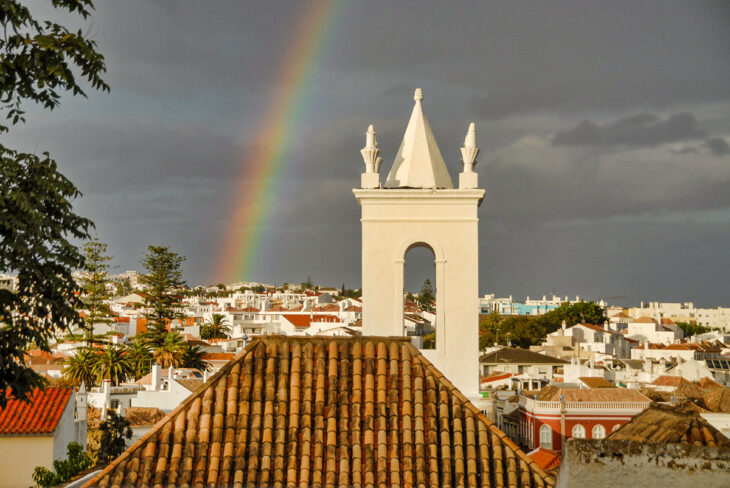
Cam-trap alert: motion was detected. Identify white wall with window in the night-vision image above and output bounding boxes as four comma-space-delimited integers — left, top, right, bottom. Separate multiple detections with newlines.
572, 424, 586, 438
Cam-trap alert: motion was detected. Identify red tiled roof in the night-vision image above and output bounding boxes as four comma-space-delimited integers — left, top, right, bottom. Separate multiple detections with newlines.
651, 376, 692, 387
577, 377, 614, 388
85, 337, 555, 488
282, 314, 341, 328
0, 387, 72, 435
527, 447, 561, 471
632, 316, 657, 324
202, 352, 236, 361
532, 387, 650, 403
481, 373, 514, 384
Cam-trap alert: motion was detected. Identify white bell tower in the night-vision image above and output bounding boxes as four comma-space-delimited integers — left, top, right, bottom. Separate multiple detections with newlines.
353, 89, 484, 397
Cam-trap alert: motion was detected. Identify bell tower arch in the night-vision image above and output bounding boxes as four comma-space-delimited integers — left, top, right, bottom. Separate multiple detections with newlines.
353, 89, 485, 397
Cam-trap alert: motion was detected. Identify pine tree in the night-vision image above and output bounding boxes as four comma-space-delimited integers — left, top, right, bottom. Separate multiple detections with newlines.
139, 246, 186, 346
79, 238, 114, 337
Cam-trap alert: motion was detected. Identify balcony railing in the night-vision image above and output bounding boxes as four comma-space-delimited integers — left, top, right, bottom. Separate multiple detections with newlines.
519, 397, 649, 411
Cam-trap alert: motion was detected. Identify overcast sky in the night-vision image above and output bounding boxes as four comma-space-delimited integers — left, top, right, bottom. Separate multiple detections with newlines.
12, 1, 730, 306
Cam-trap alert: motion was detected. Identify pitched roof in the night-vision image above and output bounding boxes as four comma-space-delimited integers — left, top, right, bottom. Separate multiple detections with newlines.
0, 387, 72, 435
632, 316, 657, 324
85, 336, 555, 488
384, 89, 454, 189
526, 447, 561, 472
650, 375, 692, 387
480, 348, 568, 365
607, 403, 729, 447
577, 377, 614, 389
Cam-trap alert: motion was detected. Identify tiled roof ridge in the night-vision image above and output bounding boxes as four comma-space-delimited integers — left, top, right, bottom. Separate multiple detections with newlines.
86, 336, 555, 488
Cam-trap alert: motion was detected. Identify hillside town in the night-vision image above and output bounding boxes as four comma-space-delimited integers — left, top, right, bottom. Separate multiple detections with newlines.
2, 3, 729, 484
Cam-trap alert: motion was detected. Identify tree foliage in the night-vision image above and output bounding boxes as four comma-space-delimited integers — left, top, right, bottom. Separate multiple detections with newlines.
200, 313, 230, 340
93, 345, 132, 386
418, 279, 435, 312
0, 0, 108, 406
126, 341, 152, 380
676, 321, 714, 337
479, 301, 607, 349
140, 246, 186, 346
32, 441, 93, 488
79, 238, 114, 336
181, 343, 209, 371
153, 331, 186, 369
97, 411, 132, 465
62, 346, 98, 388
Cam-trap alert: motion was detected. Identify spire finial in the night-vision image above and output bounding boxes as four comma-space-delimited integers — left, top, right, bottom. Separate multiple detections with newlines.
458, 122, 480, 189
414, 88, 423, 102
360, 123, 382, 188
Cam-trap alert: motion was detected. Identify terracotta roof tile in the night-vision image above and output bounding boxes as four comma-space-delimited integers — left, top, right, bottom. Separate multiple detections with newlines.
85, 336, 555, 488
577, 377, 614, 388
530, 387, 651, 403
607, 403, 729, 447
480, 348, 568, 365
0, 387, 72, 435
527, 447, 561, 471
650, 375, 692, 387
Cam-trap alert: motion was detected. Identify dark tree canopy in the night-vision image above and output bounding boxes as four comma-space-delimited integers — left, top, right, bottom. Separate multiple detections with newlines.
0, 0, 108, 405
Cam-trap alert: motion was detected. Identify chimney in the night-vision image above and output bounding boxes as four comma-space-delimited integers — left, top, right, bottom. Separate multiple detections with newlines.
561, 320, 567, 331
101, 379, 111, 421
150, 363, 162, 391
75, 382, 87, 422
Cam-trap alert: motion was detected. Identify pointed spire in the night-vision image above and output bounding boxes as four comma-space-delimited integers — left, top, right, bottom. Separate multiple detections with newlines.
360, 124, 382, 189
384, 89, 454, 189
460, 122, 479, 172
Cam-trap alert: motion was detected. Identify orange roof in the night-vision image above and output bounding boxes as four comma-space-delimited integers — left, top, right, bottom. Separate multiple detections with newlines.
0, 387, 72, 435
527, 447, 562, 471
84, 336, 555, 488
281, 314, 341, 328
633, 316, 657, 324
578, 377, 614, 388
651, 375, 692, 387
202, 352, 236, 361
481, 373, 514, 384
533, 387, 651, 403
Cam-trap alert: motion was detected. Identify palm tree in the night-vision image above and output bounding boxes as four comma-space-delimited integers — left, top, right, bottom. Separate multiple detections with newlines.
181, 344, 209, 372
94, 345, 133, 385
63, 347, 99, 388
153, 331, 186, 369
126, 341, 152, 379
200, 313, 231, 340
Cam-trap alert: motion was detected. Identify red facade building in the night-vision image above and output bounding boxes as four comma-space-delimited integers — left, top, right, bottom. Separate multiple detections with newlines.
517, 387, 651, 452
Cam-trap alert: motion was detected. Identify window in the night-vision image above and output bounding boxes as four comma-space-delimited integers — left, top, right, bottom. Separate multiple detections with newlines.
572, 424, 586, 438
612, 424, 621, 433
539, 425, 553, 449
592, 424, 606, 439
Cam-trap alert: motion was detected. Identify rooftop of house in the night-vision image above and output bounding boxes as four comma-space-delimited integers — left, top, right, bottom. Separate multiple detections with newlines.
480, 347, 569, 365
84, 336, 555, 488
124, 407, 167, 427
577, 377, 614, 389
526, 447, 561, 472
526, 386, 651, 403
650, 375, 693, 387
0, 387, 72, 435
607, 403, 729, 447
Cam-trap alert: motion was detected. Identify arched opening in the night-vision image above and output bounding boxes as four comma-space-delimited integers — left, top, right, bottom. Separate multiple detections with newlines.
592, 424, 606, 439
539, 424, 553, 449
403, 243, 436, 349
572, 424, 586, 439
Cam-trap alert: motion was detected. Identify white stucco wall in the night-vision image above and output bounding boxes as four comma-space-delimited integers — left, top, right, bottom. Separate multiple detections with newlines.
354, 188, 484, 398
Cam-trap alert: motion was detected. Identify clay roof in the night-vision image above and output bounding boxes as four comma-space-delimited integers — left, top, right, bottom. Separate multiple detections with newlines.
610, 312, 631, 319
480, 348, 568, 365
577, 377, 614, 388
526, 448, 561, 471
174, 379, 204, 392
84, 336, 555, 488
698, 377, 723, 390
704, 387, 730, 413
632, 316, 657, 324
530, 387, 651, 403
650, 375, 692, 387
607, 403, 729, 447
0, 387, 72, 435
202, 352, 236, 361
282, 314, 342, 328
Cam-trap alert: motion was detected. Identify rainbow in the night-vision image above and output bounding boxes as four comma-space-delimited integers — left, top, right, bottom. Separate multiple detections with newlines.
213, 0, 342, 284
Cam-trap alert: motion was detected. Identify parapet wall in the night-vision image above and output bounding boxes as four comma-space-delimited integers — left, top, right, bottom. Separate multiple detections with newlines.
556, 439, 730, 488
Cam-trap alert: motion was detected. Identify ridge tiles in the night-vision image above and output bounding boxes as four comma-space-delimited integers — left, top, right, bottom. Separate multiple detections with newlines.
85, 335, 554, 488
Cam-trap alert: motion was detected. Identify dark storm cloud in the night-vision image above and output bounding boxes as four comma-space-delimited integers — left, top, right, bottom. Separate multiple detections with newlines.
703, 137, 730, 157
14, 0, 730, 305
552, 112, 706, 147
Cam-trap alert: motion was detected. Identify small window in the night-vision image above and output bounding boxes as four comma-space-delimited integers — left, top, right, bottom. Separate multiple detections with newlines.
612, 424, 621, 433
592, 424, 606, 439
572, 424, 586, 439
539, 425, 553, 449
